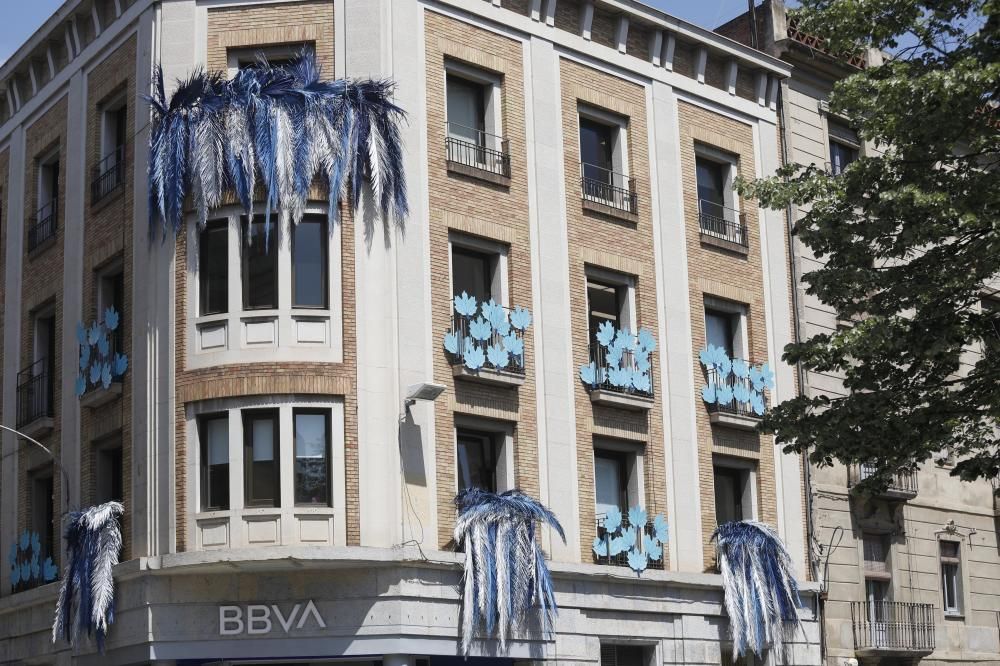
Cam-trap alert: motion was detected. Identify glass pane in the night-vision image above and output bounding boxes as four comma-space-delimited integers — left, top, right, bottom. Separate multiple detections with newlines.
713, 467, 743, 525
942, 563, 958, 609
594, 455, 623, 518
295, 412, 330, 505
579, 118, 614, 178
705, 309, 736, 358
243, 221, 277, 309
252, 419, 274, 461
446, 76, 485, 144
830, 140, 858, 175
203, 417, 230, 510
200, 222, 229, 315
588, 280, 621, 344
248, 414, 277, 505
457, 431, 495, 492
293, 218, 328, 308
696, 157, 726, 211
452, 247, 492, 303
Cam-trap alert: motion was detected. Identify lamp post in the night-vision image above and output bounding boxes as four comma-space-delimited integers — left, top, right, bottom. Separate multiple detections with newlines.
0, 424, 72, 514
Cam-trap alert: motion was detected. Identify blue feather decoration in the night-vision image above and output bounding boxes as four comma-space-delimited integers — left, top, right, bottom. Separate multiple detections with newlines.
147, 52, 408, 240
453, 489, 565, 655
52, 501, 124, 651
712, 520, 802, 660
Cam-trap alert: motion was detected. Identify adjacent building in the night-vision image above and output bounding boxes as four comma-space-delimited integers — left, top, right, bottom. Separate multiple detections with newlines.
0, 0, 818, 664
718, 2, 1000, 664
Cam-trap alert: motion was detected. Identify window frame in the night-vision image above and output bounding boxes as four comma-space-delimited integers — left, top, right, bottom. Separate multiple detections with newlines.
293, 407, 333, 507
29, 465, 56, 561
93, 433, 124, 505
939, 539, 963, 616
199, 412, 231, 512
448, 232, 507, 307
694, 143, 740, 215
586, 266, 636, 342
704, 296, 748, 360
198, 219, 230, 317
242, 408, 281, 508
291, 215, 330, 310
444, 60, 503, 148
99, 92, 128, 164
456, 427, 500, 494
711, 455, 757, 527
826, 117, 861, 175
241, 218, 280, 312
36, 148, 60, 213
454, 416, 514, 494
226, 43, 316, 79
578, 105, 629, 179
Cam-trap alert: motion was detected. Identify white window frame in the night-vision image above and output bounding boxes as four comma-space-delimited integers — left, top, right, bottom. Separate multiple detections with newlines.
447, 232, 508, 307
99, 93, 127, 164
186, 205, 343, 368
186, 395, 346, 550
593, 437, 646, 515
704, 295, 749, 360
453, 415, 515, 494
694, 143, 739, 215
578, 105, 629, 205
711, 455, 758, 523
444, 60, 503, 153
36, 148, 59, 212
939, 538, 964, 617
226, 43, 315, 79
586, 266, 637, 333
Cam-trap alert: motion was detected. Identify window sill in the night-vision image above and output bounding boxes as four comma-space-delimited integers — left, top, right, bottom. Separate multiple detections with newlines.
26, 234, 57, 258
944, 612, 964, 620
446, 159, 511, 187
708, 411, 761, 431
80, 382, 122, 409
699, 231, 749, 255
452, 364, 525, 388
18, 416, 54, 439
589, 388, 654, 412
581, 198, 639, 224
90, 184, 125, 214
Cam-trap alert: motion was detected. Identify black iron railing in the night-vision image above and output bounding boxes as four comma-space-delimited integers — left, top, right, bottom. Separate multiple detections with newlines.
593, 515, 664, 570
448, 310, 526, 374
16, 359, 53, 428
850, 463, 919, 496
581, 162, 637, 215
91, 146, 126, 204
703, 364, 766, 419
445, 122, 510, 179
28, 200, 58, 251
698, 199, 748, 248
586, 341, 654, 398
851, 601, 935, 653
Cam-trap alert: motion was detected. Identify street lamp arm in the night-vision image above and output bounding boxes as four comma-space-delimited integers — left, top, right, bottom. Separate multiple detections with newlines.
0, 424, 73, 514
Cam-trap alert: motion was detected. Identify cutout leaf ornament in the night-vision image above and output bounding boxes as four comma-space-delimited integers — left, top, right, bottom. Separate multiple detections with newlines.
592, 536, 609, 558
609, 536, 626, 556
75, 375, 87, 398
761, 363, 776, 390
42, 557, 58, 582
596, 321, 615, 347
643, 533, 662, 561
469, 317, 492, 342
627, 549, 648, 573
509, 306, 532, 331
103, 306, 120, 331
628, 506, 647, 529
482, 300, 506, 329
733, 384, 751, 404
637, 328, 657, 353
443, 331, 460, 355
76, 323, 88, 346
716, 384, 734, 406
19, 531, 29, 551
631, 371, 651, 393
101, 363, 113, 390
453, 291, 478, 317
579, 362, 598, 387
608, 366, 631, 388
487, 345, 509, 369
702, 384, 717, 404
494, 317, 511, 338
653, 514, 669, 542
620, 526, 637, 551
604, 506, 622, 533
732, 358, 749, 379
463, 345, 486, 371
87, 322, 101, 346
89, 362, 102, 386
97, 334, 109, 358
79, 344, 90, 371
750, 391, 766, 416
502, 333, 523, 357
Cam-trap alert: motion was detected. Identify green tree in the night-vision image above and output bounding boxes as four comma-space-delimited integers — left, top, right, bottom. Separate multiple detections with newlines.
739, 0, 1000, 487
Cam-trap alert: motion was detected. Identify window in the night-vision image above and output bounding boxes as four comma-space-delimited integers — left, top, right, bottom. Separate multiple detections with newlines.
199, 414, 230, 511
30, 469, 55, 560
600, 644, 648, 666
199, 219, 229, 316
446, 74, 486, 150
696, 157, 727, 212
292, 216, 329, 309
940, 540, 962, 615
863, 533, 890, 576
587, 275, 632, 344
96, 261, 125, 353
35, 311, 56, 414
713, 462, 753, 526
594, 450, 632, 518
444, 63, 507, 178
457, 428, 499, 493
828, 120, 859, 175
227, 44, 315, 78
982, 298, 999, 356
294, 409, 331, 506
580, 116, 615, 185
241, 219, 278, 310
30, 151, 60, 250
93, 97, 127, 203
94, 438, 124, 504
243, 409, 279, 507
704, 297, 747, 359
862, 533, 892, 626
579, 108, 632, 213
451, 245, 499, 304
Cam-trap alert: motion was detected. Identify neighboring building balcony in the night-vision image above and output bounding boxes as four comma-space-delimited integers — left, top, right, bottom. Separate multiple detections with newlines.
593, 514, 665, 571
851, 601, 935, 658
580, 331, 656, 411
703, 363, 768, 430
698, 199, 748, 254
849, 463, 919, 500
27, 200, 58, 253
444, 122, 511, 186
580, 162, 638, 222
91, 146, 127, 206
16, 359, 54, 436
443, 299, 532, 388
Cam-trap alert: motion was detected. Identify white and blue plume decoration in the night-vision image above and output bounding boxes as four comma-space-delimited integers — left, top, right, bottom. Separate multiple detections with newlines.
699, 345, 773, 416
8, 529, 58, 593
713, 521, 802, 660
579, 323, 656, 395
75, 308, 128, 397
453, 488, 565, 655
444, 292, 531, 374
591, 506, 667, 575
52, 501, 125, 651
147, 51, 408, 240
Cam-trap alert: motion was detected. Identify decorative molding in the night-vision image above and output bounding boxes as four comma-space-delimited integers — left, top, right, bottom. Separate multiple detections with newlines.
698, 277, 756, 304
580, 247, 646, 277
573, 83, 637, 119
177, 373, 353, 404
688, 126, 743, 156
437, 37, 508, 74
440, 210, 520, 244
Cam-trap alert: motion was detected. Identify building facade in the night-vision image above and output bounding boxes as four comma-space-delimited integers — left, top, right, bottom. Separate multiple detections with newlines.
0, 0, 818, 664
718, 2, 1000, 665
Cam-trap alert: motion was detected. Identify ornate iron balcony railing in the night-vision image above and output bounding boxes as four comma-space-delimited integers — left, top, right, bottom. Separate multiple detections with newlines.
703, 364, 767, 419
28, 200, 58, 252
850, 463, 919, 498
445, 122, 511, 179
851, 601, 935, 653
586, 340, 655, 398
698, 198, 748, 248
448, 309, 527, 375
580, 162, 637, 215
593, 515, 665, 571
16, 358, 53, 427
91, 146, 126, 204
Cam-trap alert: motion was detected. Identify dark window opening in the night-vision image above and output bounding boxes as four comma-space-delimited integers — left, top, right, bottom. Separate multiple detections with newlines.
292, 216, 329, 309
587, 278, 627, 344
600, 644, 647, 666
199, 220, 229, 316
30, 471, 55, 562
243, 409, 279, 507
452, 245, 495, 304
580, 116, 615, 184
200, 414, 230, 511
446, 75, 486, 148
594, 449, 631, 518
456, 428, 499, 493
241, 219, 278, 310
705, 307, 739, 358
95, 442, 124, 505
829, 139, 858, 175
294, 409, 331, 506
713, 464, 749, 526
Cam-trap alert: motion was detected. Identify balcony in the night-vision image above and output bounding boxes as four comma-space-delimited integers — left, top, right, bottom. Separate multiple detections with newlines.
703, 363, 769, 430
851, 601, 935, 658
445, 122, 511, 186
580, 327, 656, 411
91, 146, 126, 206
444, 297, 531, 388
849, 463, 918, 500
16, 359, 54, 436
27, 200, 58, 253
580, 162, 638, 223
698, 199, 748, 254
79, 322, 125, 409
593, 515, 665, 571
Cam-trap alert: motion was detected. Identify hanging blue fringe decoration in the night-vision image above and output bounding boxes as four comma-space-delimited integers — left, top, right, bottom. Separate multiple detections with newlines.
52, 501, 124, 651
713, 520, 802, 660
147, 51, 408, 241
453, 488, 565, 655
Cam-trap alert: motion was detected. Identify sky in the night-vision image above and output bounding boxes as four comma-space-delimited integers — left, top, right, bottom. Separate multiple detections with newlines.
0, 0, 753, 67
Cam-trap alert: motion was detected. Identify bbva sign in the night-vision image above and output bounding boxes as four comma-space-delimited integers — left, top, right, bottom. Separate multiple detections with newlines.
219, 599, 326, 635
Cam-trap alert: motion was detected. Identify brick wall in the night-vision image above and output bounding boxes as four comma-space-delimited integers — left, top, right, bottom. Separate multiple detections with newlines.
18, 95, 68, 565
559, 59, 668, 564
676, 100, 779, 570
423, 11, 539, 547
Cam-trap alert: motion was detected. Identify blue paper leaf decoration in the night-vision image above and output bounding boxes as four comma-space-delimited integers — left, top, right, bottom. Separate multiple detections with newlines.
19, 531, 29, 551
7, 544, 16, 566
699, 347, 716, 367
643, 534, 662, 561
88, 322, 101, 346
749, 365, 764, 391
509, 306, 532, 331
608, 366, 631, 388
494, 318, 511, 338
628, 506, 647, 529
627, 549, 648, 573
89, 362, 102, 386
702, 384, 717, 404
653, 514, 669, 543
469, 317, 492, 342
596, 321, 615, 347
614, 328, 635, 352
453, 292, 478, 317
579, 363, 597, 387
19, 562, 30, 584
30, 551, 39, 579
761, 363, 776, 390
635, 350, 651, 372
620, 527, 637, 551
631, 371, 651, 393
30, 532, 40, 554
464, 345, 485, 371
76, 323, 88, 346
592, 536, 609, 558
604, 506, 622, 533
717, 354, 732, 378
733, 384, 751, 404
487, 345, 509, 369
732, 358, 749, 378
104, 306, 120, 331
482, 300, 506, 329
113, 353, 128, 377
11, 563, 20, 586
101, 363, 113, 390
502, 333, 523, 357
750, 391, 766, 415
79, 344, 90, 371
716, 385, 734, 406
75, 375, 86, 397
637, 328, 656, 353
42, 557, 57, 582
609, 536, 625, 556
97, 334, 110, 358
443, 331, 460, 355
605, 344, 623, 368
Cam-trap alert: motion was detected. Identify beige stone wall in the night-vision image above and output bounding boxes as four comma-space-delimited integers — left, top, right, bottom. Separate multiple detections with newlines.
559, 59, 668, 564
0, 147, 8, 431
18, 95, 68, 566
676, 100, 779, 571
423, 11, 540, 547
